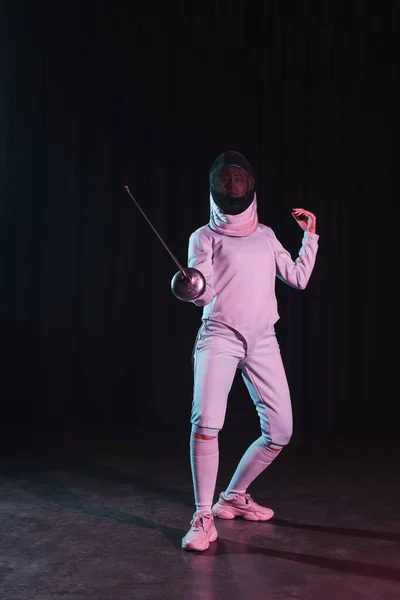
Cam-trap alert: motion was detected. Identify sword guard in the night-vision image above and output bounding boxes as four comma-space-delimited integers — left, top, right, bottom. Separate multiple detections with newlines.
171, 268, 206, 302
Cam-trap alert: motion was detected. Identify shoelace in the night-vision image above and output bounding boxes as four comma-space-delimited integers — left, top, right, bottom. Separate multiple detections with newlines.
191, 513, 212, 530
228, 493, 254, 505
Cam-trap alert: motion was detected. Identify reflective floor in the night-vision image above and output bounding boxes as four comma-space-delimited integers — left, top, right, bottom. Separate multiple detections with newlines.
0, 431, 399, 599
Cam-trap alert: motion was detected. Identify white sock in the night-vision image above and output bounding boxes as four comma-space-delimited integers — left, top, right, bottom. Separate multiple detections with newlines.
225, 436, 282, 496
190, 434, 219, 513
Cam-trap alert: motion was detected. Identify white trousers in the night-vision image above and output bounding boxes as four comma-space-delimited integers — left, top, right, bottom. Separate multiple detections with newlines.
191, 320, 293, 446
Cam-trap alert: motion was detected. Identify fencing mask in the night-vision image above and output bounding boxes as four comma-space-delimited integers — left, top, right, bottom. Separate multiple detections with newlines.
209, 151, 255, 215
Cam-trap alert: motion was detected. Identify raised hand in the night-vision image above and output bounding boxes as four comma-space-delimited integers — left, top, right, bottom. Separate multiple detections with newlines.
291, 208, 317, 234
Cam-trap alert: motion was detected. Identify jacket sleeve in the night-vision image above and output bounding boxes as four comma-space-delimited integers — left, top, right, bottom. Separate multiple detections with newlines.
187, 230, 215, 306
273, 230, 319, 290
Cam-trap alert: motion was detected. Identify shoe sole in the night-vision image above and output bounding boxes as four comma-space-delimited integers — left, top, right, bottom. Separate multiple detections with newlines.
181, 529, 218, 552
212, 507, 274, 521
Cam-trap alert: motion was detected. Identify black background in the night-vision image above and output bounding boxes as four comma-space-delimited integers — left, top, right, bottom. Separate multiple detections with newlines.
1, 0, 399, 443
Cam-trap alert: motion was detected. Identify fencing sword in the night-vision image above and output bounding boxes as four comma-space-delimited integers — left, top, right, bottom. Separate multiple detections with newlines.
123, 186, 205, 302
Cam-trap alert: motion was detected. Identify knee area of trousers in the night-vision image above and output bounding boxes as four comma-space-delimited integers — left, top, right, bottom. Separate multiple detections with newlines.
260, 434, 290, 451
191, 425, 219, 440
261, 426, 292, 449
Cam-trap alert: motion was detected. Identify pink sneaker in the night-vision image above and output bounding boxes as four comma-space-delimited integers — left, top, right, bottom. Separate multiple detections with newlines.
182, 512, 218, 552
212, 492, 274, 521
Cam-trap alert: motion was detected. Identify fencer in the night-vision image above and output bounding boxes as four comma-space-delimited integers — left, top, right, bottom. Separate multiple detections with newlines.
182, 151, 319, 552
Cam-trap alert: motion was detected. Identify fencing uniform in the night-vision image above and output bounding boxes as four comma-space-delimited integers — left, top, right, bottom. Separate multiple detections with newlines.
182, 151, 319, 552
189, 211, 319, 444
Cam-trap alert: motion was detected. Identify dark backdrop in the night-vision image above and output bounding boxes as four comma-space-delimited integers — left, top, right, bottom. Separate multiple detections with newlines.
1, 1, 399, 440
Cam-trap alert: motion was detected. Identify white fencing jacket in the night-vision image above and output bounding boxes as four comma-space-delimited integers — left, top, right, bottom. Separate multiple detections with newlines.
188, 194, 319, 342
